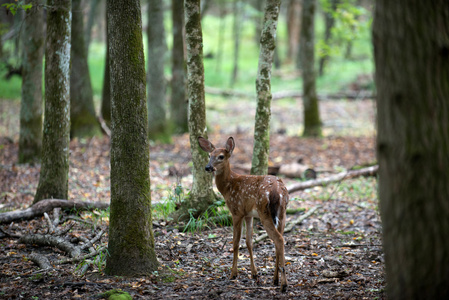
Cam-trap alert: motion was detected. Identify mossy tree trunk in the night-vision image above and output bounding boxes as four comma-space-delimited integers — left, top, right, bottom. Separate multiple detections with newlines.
300, 0, 321, 137
105, 0, 158, 276
147, 0, 169, 142
170, 0, 188, 134
33, 0, 71, 204
171, 0, 217, 222
250, 0, 281, 176
70, 0, 102, 139
19, 0, 44, 164
374, 1, 449, 298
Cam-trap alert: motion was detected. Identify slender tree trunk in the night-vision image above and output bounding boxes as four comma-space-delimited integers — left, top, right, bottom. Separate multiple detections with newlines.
70, 0, 101, 139
105, 0, 158, 276
19, 0, 44, 164
374, 1, 449, 299
170, 0, 188, 133
215, 0, 226, 72
147, 0, 168, 142
230, 0, 241, 87
101, 7, 111, 127
300, 0, 321, 137
170, 0, 217, 222
318, 0, 338, 76
250, 0, 281, 175
286, 0, 301, 64
84, 0, 100, 54
34, 0, 71, 204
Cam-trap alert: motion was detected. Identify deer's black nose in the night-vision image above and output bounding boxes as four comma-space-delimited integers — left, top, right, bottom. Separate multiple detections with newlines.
205, 165, 214, 172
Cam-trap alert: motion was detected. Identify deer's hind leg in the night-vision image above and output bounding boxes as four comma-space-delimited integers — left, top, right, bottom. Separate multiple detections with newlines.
259, 212, 288, 292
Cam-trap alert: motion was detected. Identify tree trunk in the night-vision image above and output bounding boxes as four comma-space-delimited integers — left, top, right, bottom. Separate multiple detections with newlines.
374, 1, 449, 299
230, 0, 241, 87
250, 0, 281, 175
300, 0, 321, 137
70, 0, 102, 139
84, 0, 100, 54
105, 0, 158, 276
318, 0, 338, 76
286, 0, 301, 64
170, 0, 217, 222
101, 7, 111, 128
19, 0, 44, 164
34, 0, 71, 204
170, 0, 188, 134
147, 0, 169, 142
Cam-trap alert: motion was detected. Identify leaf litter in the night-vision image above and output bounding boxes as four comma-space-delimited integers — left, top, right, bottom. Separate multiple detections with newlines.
0, 98, 384, 299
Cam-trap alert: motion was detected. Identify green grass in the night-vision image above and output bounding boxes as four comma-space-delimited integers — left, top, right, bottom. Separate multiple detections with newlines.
0, 5, 373, 102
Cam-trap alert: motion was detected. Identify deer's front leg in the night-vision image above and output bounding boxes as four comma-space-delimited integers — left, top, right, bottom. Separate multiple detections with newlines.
230, 216, 243, 279
245, 216, 258, 279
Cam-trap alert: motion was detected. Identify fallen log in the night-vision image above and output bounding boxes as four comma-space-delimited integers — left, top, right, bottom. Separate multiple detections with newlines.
0, 199, 109, 224
205, 86, 375, 100
287, 165, 378, 194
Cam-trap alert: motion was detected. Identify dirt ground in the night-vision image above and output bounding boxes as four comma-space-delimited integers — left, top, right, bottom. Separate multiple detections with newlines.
0, 97, 384, 299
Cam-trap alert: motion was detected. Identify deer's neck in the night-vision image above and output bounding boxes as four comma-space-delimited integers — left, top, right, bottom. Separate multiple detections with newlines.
214, 162, 236, 195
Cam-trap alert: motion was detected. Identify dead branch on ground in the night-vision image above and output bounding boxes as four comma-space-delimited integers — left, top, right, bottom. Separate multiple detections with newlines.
287, 165, 378, 194
0, 199, 109, 224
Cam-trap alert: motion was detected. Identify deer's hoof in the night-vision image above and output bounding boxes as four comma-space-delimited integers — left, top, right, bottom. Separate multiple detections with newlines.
229, 273, 237, 280
252, 273, 258, 280
273, 278, 279, 286
280, 283, 288, 293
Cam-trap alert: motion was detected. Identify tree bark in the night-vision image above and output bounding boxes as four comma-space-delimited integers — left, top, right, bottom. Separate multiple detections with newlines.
170, 0, 188, 134
34, 0, 71, 204
19, 0, 44, 164
300, 0, 321, 137
170, 0, 217, 222
84, 0, 100, 54
70, 0, 102, 139
374, 1, 449, 298
250, 0, 281, 175
105, 0, 158, 276
147, 0, 168, 142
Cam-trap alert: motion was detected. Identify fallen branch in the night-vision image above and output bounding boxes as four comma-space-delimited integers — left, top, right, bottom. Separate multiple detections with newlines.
287, 165, 378, 194
29, 253, 53, 270
19, 234, 82, 258
0, 199, 109, 224
205, 86, 375, 100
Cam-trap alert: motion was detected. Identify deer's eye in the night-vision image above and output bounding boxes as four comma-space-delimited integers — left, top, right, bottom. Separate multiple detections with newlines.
218, 155, 225, 160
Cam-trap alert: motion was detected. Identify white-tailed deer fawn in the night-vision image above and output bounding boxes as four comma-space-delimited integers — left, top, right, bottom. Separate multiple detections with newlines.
198, 136, 289, 292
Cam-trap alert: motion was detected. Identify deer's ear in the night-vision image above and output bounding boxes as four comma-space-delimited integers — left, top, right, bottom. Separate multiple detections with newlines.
198, 136, 215, 153
226, 137, 235, 154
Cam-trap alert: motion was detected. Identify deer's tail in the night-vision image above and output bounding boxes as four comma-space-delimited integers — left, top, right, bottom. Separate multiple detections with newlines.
268, 183, 287, 230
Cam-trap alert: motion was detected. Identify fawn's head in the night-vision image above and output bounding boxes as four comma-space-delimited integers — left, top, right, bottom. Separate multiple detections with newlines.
198, 137, 235, 174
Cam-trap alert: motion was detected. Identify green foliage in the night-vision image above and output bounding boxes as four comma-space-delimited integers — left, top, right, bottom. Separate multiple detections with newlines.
317, 0, 372, 59
2, 1, 32, 16
183, 197, 230, 233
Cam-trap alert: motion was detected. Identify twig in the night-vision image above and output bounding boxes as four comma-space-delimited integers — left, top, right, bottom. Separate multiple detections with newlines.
43, 213, 55, 234
56, 247, 106, 265
52, 207, 61, 228
80, 229, 105, 251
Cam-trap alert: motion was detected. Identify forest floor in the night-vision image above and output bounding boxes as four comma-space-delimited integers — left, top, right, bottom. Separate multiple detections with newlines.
0, 96, 385, 299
